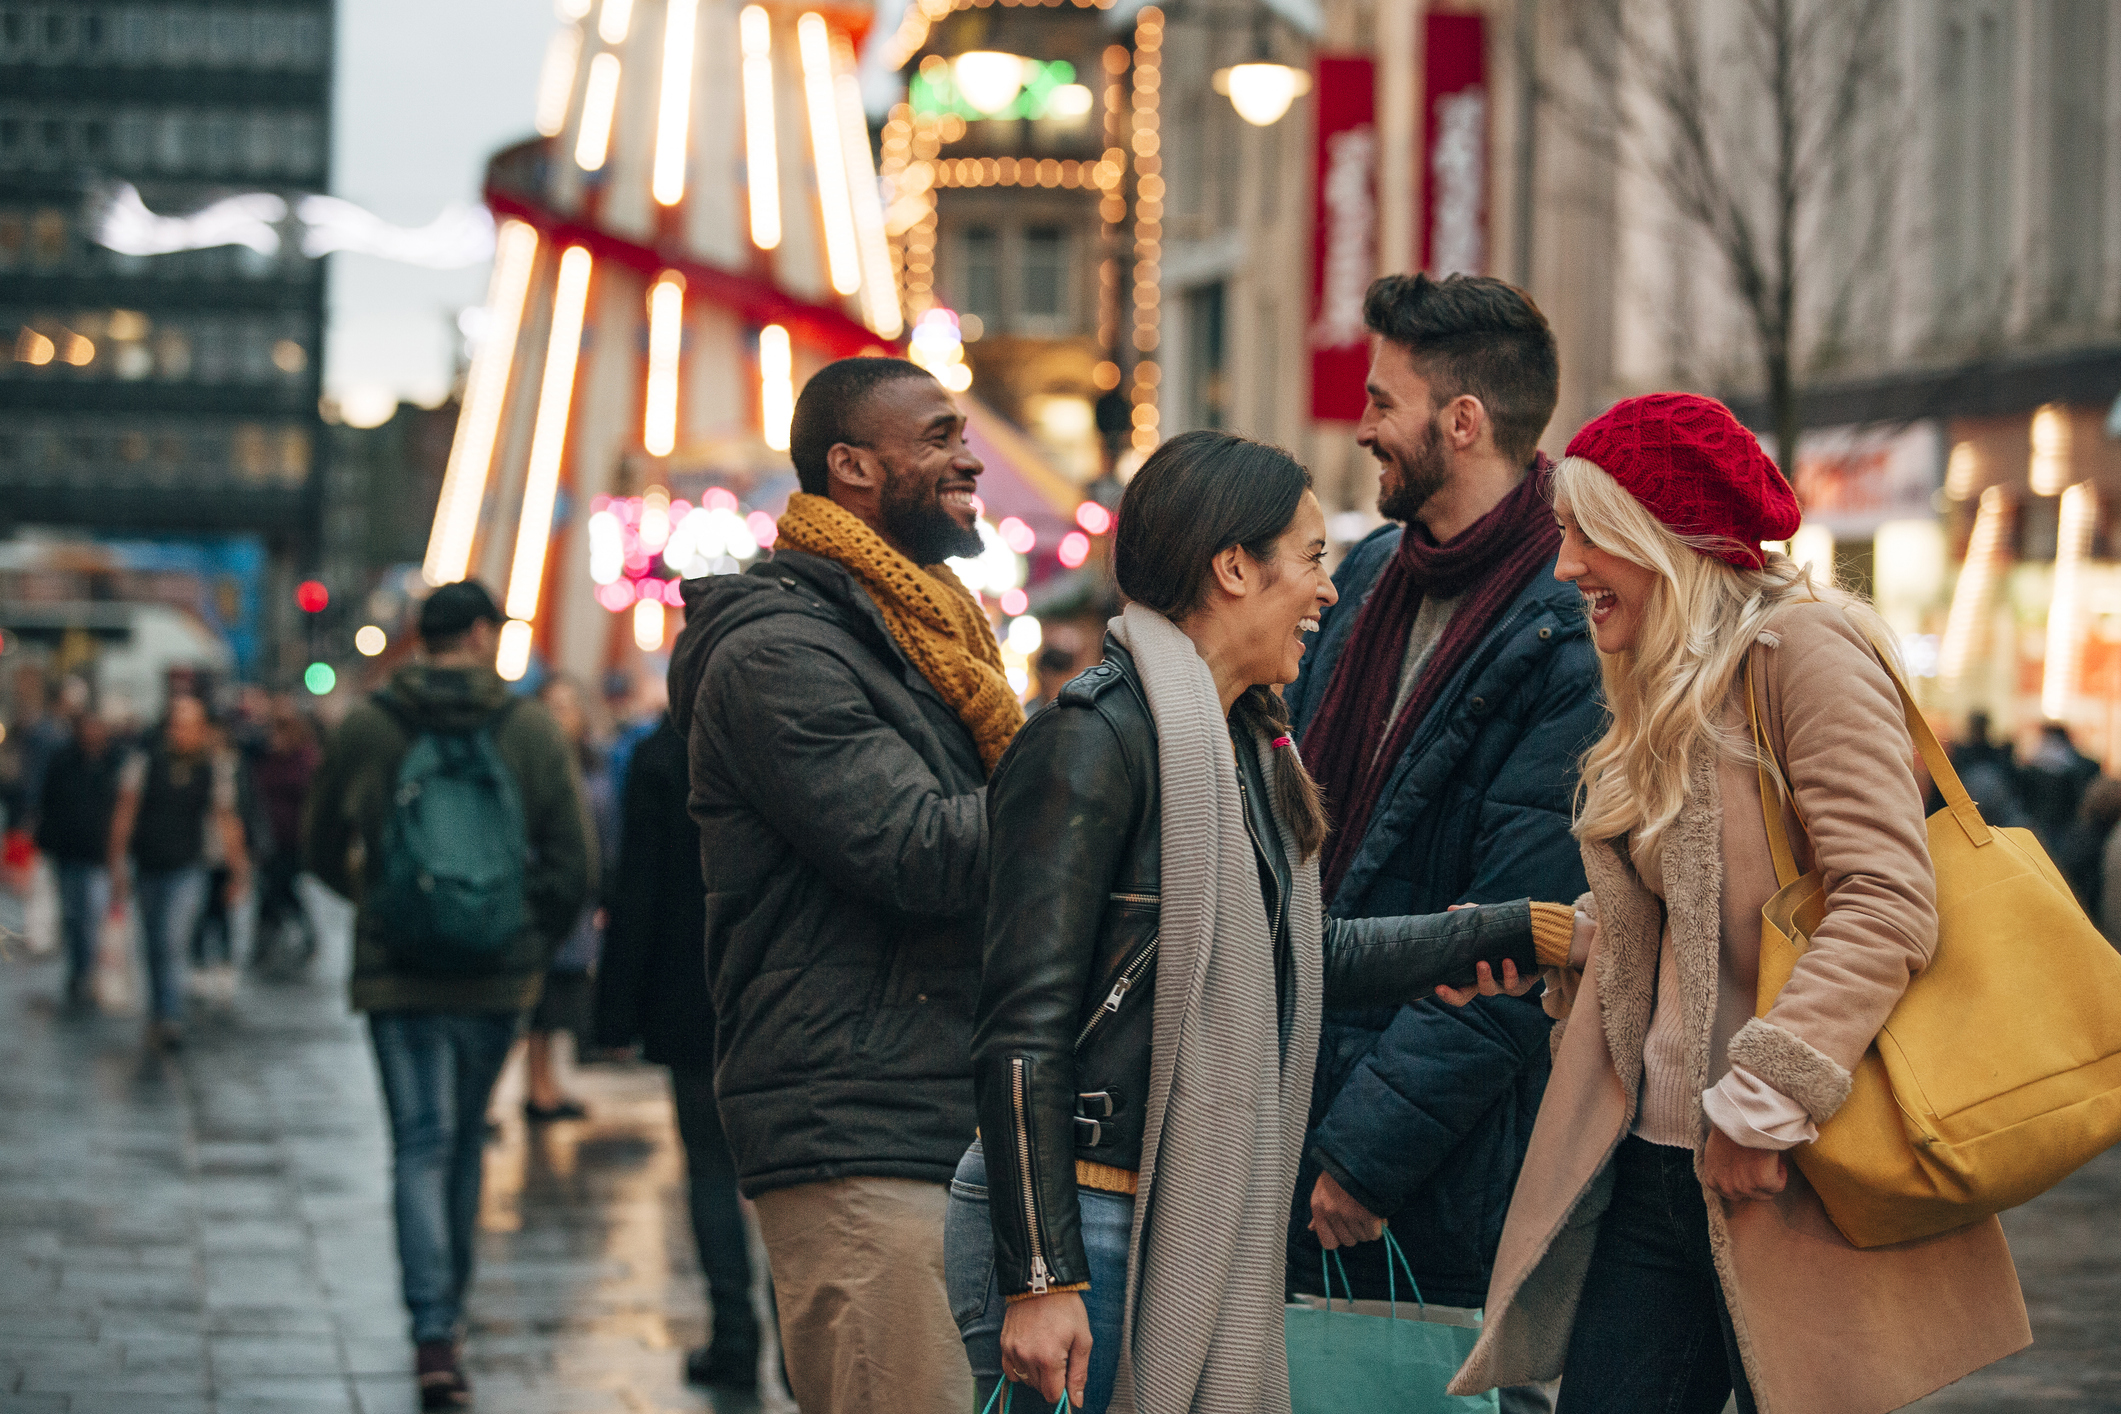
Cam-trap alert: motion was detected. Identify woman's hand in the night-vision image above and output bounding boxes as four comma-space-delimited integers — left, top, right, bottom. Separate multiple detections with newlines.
999, 1291, 1091, 1408
1434, 958, 1535, 1007
1702, 1126, 1788, 1202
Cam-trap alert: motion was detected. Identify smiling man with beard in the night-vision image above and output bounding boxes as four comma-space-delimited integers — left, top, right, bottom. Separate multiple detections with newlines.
666, 358, 1022, 1413
1284, 275, 1605, 1414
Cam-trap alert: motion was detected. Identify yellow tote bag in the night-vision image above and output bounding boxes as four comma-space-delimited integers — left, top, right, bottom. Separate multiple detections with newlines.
1745, 645, 2121, 1249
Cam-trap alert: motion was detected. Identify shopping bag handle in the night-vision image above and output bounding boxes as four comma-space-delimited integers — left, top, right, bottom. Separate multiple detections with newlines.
979, 1379, 1072, 1414
1382, 1228, 1426, 1318
1319, 1231, 1428, 1318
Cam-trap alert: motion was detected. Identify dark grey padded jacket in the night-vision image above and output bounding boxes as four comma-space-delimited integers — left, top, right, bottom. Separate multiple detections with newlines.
669, 549, 989, 1198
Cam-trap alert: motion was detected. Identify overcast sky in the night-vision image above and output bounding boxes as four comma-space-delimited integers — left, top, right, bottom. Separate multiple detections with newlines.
326, 1, 550, 420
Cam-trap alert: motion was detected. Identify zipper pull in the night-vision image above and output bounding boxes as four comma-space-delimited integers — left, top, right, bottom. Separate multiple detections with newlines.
1029, 1253, 1052, 1295
1103, 976, 1133, 1012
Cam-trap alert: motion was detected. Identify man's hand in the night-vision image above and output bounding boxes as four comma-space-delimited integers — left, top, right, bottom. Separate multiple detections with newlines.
1308, 1170, 1385, 1249
999, 1291, 1091, 1408
1702, 1126, 1787, 1202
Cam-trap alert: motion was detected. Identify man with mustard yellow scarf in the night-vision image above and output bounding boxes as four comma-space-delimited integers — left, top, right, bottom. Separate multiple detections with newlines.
667, 357, 1022, 1411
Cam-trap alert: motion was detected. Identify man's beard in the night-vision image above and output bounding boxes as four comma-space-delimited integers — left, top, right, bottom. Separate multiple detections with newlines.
1374, 412, 1449, 524
881, 465, 984, 564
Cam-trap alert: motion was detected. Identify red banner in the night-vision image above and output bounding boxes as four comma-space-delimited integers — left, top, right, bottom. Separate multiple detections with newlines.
1421, 12, 1487, 277
1309, 54, 1377, 422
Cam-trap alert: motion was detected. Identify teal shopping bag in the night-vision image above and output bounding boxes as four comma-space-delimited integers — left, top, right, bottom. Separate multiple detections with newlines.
1285, 1232, 1498, 1413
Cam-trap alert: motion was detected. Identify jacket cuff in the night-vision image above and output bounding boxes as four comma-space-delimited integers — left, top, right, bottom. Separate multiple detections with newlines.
1726, 1017, 1853, 1124
1313, 1148, 1395, 1220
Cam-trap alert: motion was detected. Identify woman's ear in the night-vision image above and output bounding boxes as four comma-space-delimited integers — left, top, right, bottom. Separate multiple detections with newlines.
1207, 544, 1251, 599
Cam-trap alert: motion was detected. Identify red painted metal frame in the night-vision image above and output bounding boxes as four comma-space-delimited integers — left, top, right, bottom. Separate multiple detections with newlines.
483, 187, 899, 360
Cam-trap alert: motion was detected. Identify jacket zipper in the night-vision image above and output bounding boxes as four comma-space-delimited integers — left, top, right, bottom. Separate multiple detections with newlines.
1237, 771, 1284, 950
1109, 890, 1159, 906
1074, 936, 1159, 1050
1010, 1056, 1052, 1294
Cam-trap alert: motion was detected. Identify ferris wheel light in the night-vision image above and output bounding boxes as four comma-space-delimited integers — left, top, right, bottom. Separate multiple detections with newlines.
759, 324, 795, 452
575, 51, 622, 170
652, 0, 699, 205
953, 51, 1027, 115
798, 13, 862, 296
739, 7, 782, 250
1212, 62, 1310, 126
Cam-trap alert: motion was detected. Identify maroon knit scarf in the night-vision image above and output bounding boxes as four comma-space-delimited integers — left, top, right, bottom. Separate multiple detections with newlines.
1304, 457, 1561, 902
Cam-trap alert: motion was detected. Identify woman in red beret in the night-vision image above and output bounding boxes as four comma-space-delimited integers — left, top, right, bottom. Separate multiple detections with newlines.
1442, 394, 2030, 1413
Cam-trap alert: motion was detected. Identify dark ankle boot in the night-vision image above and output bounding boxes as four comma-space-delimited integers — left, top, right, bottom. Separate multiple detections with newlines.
415, 1339, 471, 1409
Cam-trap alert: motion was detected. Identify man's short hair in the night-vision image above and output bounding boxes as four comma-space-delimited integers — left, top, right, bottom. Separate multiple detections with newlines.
1363, 273, 1559, 467
788, 357, 936, 496
418, 580, 504, 648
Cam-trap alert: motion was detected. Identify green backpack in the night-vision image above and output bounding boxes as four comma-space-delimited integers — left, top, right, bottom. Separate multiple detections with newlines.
371, 697, 530, 974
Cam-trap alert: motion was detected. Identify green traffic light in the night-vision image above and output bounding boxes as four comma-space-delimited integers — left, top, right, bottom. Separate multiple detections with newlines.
304, 662, 336, 696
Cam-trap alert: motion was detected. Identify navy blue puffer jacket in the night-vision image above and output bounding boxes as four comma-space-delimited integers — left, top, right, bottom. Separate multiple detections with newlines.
1285, 524, 1605, 1307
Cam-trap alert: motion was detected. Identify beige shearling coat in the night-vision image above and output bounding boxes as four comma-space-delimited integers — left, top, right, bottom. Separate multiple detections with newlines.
1450, 601, 2031, 1413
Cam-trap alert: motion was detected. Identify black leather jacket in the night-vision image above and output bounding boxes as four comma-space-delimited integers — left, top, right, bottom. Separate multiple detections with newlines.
971, 640, 1541, 1298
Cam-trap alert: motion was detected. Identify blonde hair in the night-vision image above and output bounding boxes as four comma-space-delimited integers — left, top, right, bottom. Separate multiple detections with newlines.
1555, 455, 1896, 857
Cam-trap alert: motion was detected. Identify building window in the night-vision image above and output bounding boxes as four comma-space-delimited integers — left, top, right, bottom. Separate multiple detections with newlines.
1019, 225, 1069, 332
961, 226, 1002, 329
1184, 282, 1227, 431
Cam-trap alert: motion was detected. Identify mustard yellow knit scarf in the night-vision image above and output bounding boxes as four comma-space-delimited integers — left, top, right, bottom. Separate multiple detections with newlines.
775, 492, 1025, 773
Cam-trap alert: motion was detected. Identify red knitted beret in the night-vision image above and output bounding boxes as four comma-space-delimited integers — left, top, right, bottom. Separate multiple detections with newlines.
1563, 393, 1802, 570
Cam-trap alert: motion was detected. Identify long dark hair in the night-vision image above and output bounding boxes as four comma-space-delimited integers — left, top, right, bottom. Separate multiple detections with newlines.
1114, 430, 1330, 861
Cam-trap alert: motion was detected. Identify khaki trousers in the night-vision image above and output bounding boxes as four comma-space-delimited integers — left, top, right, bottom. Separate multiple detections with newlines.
753, 1176, 973, 1414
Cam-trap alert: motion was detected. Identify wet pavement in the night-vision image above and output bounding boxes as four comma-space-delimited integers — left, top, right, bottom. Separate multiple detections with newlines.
0, 918, 790, 1414
2, 902, 2118, 1412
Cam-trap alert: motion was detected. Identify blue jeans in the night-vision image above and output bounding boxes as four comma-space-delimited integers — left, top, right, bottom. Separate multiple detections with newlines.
54, 861, 109, 993
134, 866, 207, 1022
1555, 1137, 1758, 1414
369, 1010, 521, 1343
945, 1141, 1132, 1414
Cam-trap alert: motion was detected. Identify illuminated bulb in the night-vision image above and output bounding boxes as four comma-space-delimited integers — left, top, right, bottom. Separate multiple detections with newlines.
425, 219, 539, 586
1075, 501, 1112, 535
354, 625, 387, 657
597, 0, 632, 44
496, 619, 535, 681
61, 332, 94, 366
633, 598, 666, 652
954, 51, 1027, 115
2043, 482, 2097, 719
739, 6, 782, 250
1213, 63, 1311, 126
798, 13, 862, 296
505, 245, 595, 625
575, 52, 622, 171
1047, 83, 1094, 119
652, 0, 698, 205
1944, 441, 1979, 500
1057, 531, 1091, 568
535, 24, 582, 137
940, 362, 972, 392
835, 47, 904, 336
2030, 404, 2071, 496
557, 0, 591, 17
1006, 615, 1043, 654
16, 328, 55, 365
639, 485, 672, 553
588, 508, 625, 584
1939, 486, 2010, 688
997, 517, 1036, 554
643, 275, 684, 456
999, 587, 1028, 617
759, 325, 794, 452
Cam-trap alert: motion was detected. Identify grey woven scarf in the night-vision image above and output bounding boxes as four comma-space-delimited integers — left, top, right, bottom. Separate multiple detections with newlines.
1107, 603, 1324, 1414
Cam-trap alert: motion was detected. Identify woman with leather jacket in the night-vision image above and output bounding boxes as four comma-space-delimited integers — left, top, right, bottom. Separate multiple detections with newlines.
945, 431, 1571, 1413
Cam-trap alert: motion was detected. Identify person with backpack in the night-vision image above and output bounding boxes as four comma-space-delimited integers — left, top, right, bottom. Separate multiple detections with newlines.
305, 580, 596, 1411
